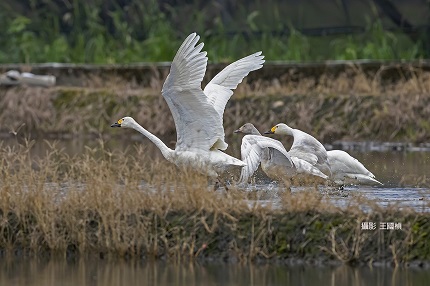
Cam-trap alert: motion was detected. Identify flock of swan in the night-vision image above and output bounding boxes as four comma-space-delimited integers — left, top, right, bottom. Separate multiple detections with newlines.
111, 33, 382, 188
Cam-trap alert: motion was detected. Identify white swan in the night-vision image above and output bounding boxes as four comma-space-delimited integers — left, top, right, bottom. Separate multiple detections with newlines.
265, 123, 382, 186
327, 150, 383, 186
265, 123, 332, 176
234, 123, 328, 183
111, 33, 265, 177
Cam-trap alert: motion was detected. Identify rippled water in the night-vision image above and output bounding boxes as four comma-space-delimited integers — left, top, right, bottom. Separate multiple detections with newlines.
240, 184, 430, 212
0, 257, 428, 286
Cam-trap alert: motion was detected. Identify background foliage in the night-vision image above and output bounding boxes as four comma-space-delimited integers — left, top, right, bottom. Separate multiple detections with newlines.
0, 0, 428, 63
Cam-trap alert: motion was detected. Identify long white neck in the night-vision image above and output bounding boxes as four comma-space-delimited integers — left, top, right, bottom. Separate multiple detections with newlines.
279, 124, 294, 137
130, 121, 174, 161
277, 124, 298, 147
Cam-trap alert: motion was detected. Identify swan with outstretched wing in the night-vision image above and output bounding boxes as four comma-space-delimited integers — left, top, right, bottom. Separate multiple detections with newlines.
234, 123, 328, 184
112, 33, 264, 178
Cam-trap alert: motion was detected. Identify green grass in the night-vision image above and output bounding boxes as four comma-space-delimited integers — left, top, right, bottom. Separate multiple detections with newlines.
0, 1, 425, 64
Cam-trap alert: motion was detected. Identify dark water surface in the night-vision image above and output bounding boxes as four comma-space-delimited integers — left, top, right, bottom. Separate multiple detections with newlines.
0, 257, 429, 286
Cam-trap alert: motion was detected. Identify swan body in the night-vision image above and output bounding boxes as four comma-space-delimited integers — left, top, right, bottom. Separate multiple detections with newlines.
327, 150, 382, 186
265, 123, 332, 176
234, 123, 328, 183
111, 33, 264, 177
112, 117, 246, 178
264, 124, 382, 186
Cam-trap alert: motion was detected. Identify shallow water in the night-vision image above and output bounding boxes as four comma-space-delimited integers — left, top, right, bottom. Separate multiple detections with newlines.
0, 257, 428, 286
3, 137, 430, 212
239, 184, 430, 212
5, 136, 430, 184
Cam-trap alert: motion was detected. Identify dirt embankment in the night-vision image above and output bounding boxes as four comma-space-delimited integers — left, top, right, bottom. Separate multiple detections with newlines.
1, 61, 430, 143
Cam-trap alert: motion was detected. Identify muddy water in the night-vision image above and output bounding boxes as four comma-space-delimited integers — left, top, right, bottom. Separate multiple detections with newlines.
0, 257, 428, 286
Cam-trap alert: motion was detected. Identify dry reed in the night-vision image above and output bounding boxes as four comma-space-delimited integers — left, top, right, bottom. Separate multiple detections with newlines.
1, 65, 430, 143
0, 141, 429, 265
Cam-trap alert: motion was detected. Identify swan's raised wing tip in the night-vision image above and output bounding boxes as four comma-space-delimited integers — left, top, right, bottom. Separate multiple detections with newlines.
182, 32, 200, 46
251, 51, 265, 59
252, 51, 265, 67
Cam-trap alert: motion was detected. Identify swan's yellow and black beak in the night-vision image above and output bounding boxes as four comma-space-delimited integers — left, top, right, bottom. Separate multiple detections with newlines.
111, 118, 123, 128
264, 126, 277, 134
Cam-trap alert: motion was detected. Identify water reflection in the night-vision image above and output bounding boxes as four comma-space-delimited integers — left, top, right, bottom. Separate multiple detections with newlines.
0, 257, 428, 286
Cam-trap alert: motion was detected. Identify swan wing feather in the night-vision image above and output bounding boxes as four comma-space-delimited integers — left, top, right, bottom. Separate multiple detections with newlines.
203, 52, 264, 119
162, 33, 227, 151
239, 135, 293, 183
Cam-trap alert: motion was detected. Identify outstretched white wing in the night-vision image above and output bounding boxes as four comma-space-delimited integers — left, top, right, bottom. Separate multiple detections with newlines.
239, 135, 294, 183
204, 52, 264, 120
162, 33, 226, 151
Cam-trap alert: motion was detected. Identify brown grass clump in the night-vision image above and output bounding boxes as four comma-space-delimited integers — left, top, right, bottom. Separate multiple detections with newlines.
0, 140, 244, 257
0, 141, 429, 265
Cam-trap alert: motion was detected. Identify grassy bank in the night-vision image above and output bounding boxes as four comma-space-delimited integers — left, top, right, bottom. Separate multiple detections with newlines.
0, 142, 429, 265
1, 63, 430, 143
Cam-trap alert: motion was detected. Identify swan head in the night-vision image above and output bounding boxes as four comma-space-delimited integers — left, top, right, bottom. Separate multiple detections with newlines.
111, 116, 136, 128
264, 123, 293, 136
234, 123, 261, 135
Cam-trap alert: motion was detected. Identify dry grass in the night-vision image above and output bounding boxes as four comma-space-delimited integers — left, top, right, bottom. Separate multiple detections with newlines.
399, 175, 430, 188
0, 141, 429, 265
233, 65, 430, 142
1, 64, 430, 143
252, 64, 430, 96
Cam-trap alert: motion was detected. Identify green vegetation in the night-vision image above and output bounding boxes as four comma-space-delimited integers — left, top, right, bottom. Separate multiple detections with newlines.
0, 1, 426, 64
